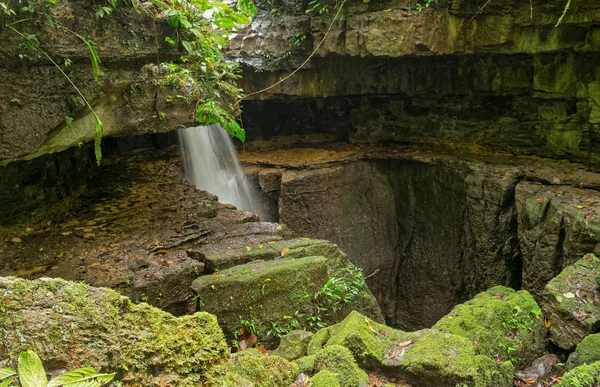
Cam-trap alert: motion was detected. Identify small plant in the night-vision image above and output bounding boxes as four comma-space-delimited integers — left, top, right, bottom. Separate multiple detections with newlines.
0, 350, 115, 387
415, 0, 438, 12
289, 33, 306, 48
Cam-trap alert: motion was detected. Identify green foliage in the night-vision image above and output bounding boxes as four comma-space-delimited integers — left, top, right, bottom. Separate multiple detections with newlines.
312, 266, 369, 322
1, 350, 115, 387
237, 0, 258, 19
1, 0, 252, 163
415, 0, 438, 12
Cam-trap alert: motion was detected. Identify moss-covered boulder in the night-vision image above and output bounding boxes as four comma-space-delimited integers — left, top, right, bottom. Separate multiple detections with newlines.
310, 370, 341, 387
191, 240, 382, 346
389, 330, 514, 387
557, 361, 600, 387
313, 345, 368, 387
541, 254, 600, 350
306, 310, 403, 368
270, 330, 313, 360
293, 355, 315, 374
0, 277, 228, 386
566, 334, 600, 369
205, 349, 299, 387
434, 285, 546, 367
307, 311, 513, 387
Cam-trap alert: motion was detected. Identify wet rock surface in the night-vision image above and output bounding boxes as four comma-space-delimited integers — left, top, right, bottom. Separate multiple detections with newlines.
541, 254, 600, 350
0, 1, 192, 163
517, 183, 600, 298
0, 146, 381, 336
235, 0, 600, 165
242, 144, 600, 329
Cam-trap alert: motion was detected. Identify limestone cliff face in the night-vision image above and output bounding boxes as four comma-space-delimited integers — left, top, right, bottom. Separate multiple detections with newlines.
0, 0, 193, 164
234, 0, 600, 165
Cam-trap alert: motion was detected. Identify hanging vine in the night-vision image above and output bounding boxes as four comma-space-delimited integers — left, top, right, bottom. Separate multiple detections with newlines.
0, 0, 255, 164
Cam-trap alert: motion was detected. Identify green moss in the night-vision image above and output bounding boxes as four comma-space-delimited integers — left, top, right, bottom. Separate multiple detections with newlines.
293, 355, 315, 374
0, 277, 229, 386
434, 286, 545, 367
191, 241, 382, 346
567, 334, 600, 369
542, 254, 600, 349
310, 370, 341, 387
206, 349, 299, 387
307, 327, 331, 356
307, 310, 402, 368
558, 361, 600, 387
270, 330, 313, 361
397, 330, 513, 387
314, 345, 368, 387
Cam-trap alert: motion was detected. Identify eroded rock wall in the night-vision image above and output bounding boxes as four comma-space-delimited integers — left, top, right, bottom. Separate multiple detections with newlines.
254, 154, 521, 329
235, 0, 600, 165
0, 0, 192, 164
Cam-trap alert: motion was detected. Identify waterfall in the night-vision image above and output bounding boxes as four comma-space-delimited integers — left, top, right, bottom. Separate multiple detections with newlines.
178, 124, 266, 219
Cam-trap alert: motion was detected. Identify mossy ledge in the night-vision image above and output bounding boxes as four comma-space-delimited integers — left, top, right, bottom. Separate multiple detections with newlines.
0, 276, 229, 386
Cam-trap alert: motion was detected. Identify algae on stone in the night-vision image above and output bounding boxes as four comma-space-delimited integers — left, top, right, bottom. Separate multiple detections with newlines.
310, 370, 341, 387
541, 254, 600, 349
205, 349, 299, 387
270, 330, 313, 360
191, 240, 382, 346
558, 360, 600, 387
293, 355, 315, 374
434, 285, 546, 367
307, 310, 513, 387
313, 345, 368, 387
566, 333, 600, 369
0, 277, 229, 386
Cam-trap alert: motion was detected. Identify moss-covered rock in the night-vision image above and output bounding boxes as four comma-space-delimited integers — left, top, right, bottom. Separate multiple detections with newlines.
205, 349, 299, 387
307, 311, 513, 387
541, 254, 600, 350
313, 345, 368, 387
566, 334, 600, 369
270, 330, 313, 360
557, 361, 600, 387
0, 277, 228, 386
387, 330, 513, 387
191, 240, 382, 346
293, 355, 315, 374
307, 311, 403, 368
434, 285, 546, 367
310, 370, 341, 387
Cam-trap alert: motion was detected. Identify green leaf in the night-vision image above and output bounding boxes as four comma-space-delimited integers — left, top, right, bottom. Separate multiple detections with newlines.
47, 367, 115, 387
18, 350, 48, 387
165, 36, 176, 45
93, 113, 103, 165
0, 377, 14, 387
0, 367, 16, 386
84, 40, 102, 81
237, 0, 258, 18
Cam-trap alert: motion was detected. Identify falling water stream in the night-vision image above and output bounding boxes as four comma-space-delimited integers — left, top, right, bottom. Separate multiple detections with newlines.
178, 124, 267, 219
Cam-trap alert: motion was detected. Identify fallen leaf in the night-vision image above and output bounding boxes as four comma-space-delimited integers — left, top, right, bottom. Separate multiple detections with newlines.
365, 317, 380, 335
397, 339, 414, 348
10, 237, 22, 243
544, 318, 551, 329
156, 249, 168, 255
281, 248, 290, 257
258, 244, 263, 249
256, 344, 268, 354
563, 292, 575, 299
